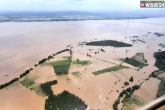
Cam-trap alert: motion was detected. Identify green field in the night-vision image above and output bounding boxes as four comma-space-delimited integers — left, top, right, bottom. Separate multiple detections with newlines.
20, 78, 34, 88
72, 60, 92, 66
51, 60, 71, 75
124, 57, 146, 68
71, 71, 81, 77
126, 95, 145, 106
93, 65, 127, 75
121, 104, 134, 110
29, 84, 46, 97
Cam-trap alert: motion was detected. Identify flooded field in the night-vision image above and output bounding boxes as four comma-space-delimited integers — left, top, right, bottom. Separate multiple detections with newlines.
0, 18, 165, 110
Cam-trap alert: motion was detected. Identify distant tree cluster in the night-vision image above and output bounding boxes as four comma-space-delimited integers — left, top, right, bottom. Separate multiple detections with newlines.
86, 40, 133, 47
41, 80, 57, 96
45, 90, 88, 110
113, 85, 141, 110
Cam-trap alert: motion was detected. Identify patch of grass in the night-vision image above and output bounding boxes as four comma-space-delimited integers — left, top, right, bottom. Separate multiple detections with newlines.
51, 60, 71, 75
93, 65, 127, 75
121, 104, 134, 110
71, 71, 81, 77
126, 95, 145, 106
20, 78, 34, 88
72, 60, 92, 66
125, 57, 146, 68
63, 56, 72, 60
31, 84, 46, 97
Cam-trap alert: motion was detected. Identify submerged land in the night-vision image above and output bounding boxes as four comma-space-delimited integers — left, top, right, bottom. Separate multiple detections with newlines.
0, 18, 165, 110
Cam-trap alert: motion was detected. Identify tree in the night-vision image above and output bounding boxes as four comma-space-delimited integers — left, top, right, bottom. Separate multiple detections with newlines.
125, 57, 129, 61
124, 82, 129, 86
129, 76, 134, 82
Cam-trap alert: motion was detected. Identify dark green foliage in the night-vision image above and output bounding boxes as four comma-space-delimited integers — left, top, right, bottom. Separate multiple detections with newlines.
0, 49, 70, 90
45, 91, 88, 110
154, 51, 165, 70
86, 40, 132, 47
129, 76, 133, 82
52, 60, 71, 75
156, 78, 165, 98
20, 69, 30, 78
0, 77, 19, 89
124, 82, 129, 86
113, 84, 141, 110
93, 65, 127, 75
20, 78, 34, 88
41, 80, 57, 96
72, 60, 91, 66
124, 57, 146, 68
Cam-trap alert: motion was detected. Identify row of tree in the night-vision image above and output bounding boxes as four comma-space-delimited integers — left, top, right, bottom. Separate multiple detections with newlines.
113, 85, 141, 110
0, 68, 33, 89
36, 49, 71, 66
0, 49, 70, 90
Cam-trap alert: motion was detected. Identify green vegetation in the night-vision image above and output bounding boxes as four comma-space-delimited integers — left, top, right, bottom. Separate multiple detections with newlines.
124, 57, 146, 68
113, 85, 141, 110
71, 71, 81, 78
52, 59, 72, 75
129, 76, 134, 82
72, 60, 91, 66
121, 104, 134, 110
31, 84, 46, 97
126, 95, 145, 106
63, 56, 72, 60
41, 80, 57, 96
137, 39, 146, 43
20, 78, 34, 88
154, 51, 165, 70
86, 40, 133, 47
41, 80, 88, 110
45, 91, 88, 110
156, 78, 165, 98
93, 65, 127, 75
124, 82, 129, 86
120, 53, 148, 69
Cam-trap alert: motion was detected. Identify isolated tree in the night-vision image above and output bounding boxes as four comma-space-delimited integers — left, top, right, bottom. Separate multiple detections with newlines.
124, 82, 129, 86
129, 76, 134, 82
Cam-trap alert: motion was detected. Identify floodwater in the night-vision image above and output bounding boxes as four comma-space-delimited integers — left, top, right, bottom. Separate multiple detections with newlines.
0, 18, 165, 84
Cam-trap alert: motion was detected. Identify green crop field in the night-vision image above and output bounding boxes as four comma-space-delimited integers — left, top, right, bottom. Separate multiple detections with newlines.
93, 65, 127, 75
51, 60, 71, 75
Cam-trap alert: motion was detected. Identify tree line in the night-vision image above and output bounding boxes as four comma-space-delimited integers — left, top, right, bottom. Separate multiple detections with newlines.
0, 49, 71, 90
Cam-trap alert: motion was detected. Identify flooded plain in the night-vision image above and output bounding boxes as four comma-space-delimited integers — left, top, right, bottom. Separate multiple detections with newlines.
0, 18, 165, 110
